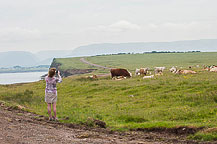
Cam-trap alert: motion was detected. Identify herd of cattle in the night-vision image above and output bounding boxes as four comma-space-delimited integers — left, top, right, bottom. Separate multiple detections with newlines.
109, 65, 217, 80
86, 65, 217, 80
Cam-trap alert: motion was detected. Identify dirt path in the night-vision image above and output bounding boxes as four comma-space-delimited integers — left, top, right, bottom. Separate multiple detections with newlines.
0, 102, 211, 144
80, 58, 112, 70
80, 58, 111, 77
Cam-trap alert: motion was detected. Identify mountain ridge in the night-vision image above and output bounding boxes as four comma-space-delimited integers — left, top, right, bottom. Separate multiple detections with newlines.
69, 39, 217, 57
1, 39, 217, 67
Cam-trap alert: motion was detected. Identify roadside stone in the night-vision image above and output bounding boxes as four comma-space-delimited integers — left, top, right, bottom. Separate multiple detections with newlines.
15, 118, 21, 122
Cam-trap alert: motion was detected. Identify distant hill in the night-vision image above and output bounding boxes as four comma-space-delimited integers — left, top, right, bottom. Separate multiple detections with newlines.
0, 50, 71, 68
69, 39, 217, 57
0, 51, 38, 67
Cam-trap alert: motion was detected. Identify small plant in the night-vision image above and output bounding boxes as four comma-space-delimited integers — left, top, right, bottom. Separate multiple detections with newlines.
119, 115, 148, 123
213, 95, 217, 103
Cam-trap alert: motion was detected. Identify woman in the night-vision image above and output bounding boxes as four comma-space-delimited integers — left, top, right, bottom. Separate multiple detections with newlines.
45, 68, 62, 121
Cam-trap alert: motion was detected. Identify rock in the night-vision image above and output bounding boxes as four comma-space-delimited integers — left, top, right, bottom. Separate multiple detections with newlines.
94, 119, 106, 128
17, 105, 25, 110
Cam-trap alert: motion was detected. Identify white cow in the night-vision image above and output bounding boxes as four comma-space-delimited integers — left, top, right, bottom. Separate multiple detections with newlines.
143, 75, 154, 79
155, 67, 166, 74
135, 68, 140, 76
210, 67, 217, 72
169, 66, 177, 73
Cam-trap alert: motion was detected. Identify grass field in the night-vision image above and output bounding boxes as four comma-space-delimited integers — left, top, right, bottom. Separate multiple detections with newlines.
56, 52, 217, 74
0, 52, 217, 141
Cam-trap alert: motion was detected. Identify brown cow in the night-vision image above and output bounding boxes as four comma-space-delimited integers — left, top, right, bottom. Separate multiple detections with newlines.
110, 68, 132, 78
135, 68, 148, 76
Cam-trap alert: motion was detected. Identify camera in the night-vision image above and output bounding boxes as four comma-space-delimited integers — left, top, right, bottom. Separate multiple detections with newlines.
56, 70, 59, 74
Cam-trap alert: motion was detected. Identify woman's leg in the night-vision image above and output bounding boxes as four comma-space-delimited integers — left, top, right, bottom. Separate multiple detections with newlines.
47, 103, 52, 119
52, 103, 57, 119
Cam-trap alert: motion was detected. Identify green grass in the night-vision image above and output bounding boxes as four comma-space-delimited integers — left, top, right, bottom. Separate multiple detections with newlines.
81, 52, 217, 71
0, 52, 217, 141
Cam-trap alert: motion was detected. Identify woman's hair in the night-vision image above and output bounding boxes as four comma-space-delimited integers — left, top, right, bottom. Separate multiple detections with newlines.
48, 68, 56, 78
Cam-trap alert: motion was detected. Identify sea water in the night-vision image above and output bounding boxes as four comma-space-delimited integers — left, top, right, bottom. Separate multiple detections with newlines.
0, 71, 47, 85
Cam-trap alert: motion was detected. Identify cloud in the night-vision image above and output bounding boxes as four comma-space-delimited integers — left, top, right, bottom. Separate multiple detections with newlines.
0, 27, 41, 42
162, 22, 199, 29
109, 20, 141, 31
145, 20, 217, 32
140, 20, 217, 41
92, 20, 141, 32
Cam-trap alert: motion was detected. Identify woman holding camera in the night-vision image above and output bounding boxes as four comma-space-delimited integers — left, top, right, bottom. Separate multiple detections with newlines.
45, 68, 62, 121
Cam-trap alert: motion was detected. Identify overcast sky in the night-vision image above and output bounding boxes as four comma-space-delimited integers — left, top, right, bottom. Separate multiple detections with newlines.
0, 0, 217, 53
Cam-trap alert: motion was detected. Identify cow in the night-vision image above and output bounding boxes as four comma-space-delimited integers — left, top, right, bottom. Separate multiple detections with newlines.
210, 65, 217, 69
86, 74, 98, 79
135, 68, 140, 76
110, 68, 132, 78
176, 70, 197, 74
203, 65, 217, 71
210, 67, 217, 72
135, 68, 149, 76
112, 76, 127, 80
143, 75, 154, 79
155, 67, 165, 74
169, 66, 177, 73
155, 72, 163, 76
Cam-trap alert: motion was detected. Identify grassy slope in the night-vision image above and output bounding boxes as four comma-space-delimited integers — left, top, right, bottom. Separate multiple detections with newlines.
0, 52, 217, 141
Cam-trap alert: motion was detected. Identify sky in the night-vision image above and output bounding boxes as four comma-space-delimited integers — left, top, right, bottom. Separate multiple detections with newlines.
0, 0, 217, 53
